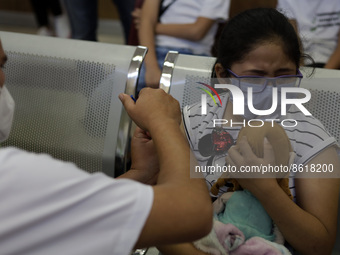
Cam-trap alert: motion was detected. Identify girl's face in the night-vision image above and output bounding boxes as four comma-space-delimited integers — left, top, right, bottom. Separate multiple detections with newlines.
215, 42, 300, 120
216, 43, 297, 78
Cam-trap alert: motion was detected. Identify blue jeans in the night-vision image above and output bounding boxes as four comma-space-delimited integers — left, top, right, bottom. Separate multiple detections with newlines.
62, 0, 134, 42
63, 0, 98, 41
112, 0, 135, 43
137, 46, 194, 93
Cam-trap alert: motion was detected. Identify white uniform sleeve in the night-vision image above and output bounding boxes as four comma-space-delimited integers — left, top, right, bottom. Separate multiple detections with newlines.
0, 147, 153, 255
199, 0, 230, 21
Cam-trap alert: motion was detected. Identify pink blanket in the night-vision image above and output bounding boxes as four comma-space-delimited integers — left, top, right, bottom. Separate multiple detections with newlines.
194, 219, 292, 255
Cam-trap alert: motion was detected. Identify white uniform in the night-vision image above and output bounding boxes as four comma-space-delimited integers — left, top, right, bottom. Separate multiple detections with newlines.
156, 0, 230, 56
0, 147, 153, 255
277, 0, 340, 64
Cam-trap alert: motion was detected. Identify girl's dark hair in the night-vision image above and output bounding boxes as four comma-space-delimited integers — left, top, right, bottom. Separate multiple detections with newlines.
213, 8, 310, 77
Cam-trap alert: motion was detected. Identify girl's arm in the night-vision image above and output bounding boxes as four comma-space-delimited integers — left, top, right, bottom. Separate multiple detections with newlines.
227, 140, 340, 255
155, 17, 216, 41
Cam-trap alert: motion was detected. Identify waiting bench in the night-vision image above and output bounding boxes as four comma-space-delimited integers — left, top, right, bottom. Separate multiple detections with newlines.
0, 31, 146, 177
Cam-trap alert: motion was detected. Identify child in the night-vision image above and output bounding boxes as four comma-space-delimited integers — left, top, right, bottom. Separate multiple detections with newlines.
137, 0, 230, 92
159, 8, 340, 255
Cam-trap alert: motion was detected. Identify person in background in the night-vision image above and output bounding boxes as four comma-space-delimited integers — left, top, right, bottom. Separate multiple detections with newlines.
128, 0, 144, 45
158, 8, 340, 255
63, 0, 134, 43
211, 0, 278, 57
277, 0, 340, 69
135, 0, 230, 92
0, 38, 213, 254
29, 0, 70, 38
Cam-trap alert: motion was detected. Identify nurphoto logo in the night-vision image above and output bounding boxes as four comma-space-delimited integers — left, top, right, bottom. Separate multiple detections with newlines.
199, 83, 312, 128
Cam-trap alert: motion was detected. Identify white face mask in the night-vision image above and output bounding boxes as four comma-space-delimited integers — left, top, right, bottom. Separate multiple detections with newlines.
229, 79, 297, 120
243, 84, 281, 120
0, 86, 15, 142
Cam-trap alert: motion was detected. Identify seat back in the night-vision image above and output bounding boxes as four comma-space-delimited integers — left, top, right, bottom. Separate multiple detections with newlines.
160, 51, 216, 109
160, 52, 340, 254
299, 68, 340, 143
0, 31, 146, 177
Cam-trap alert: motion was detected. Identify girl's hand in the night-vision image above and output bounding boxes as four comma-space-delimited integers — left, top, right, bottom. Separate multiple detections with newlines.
225, 136, 278, 195
131, 8, 142, 30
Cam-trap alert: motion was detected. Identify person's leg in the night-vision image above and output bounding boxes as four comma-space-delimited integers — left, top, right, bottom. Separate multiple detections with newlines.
47, 0, 70, 38
30, 0, 54, 36
111, 0, 135, 44
30, 0, 49, 28
47, 0, 63, 16
63, 0, 98, 41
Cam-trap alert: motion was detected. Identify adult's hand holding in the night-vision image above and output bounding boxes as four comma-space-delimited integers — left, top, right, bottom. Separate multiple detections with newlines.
120, 89, 213, 248
119, 88, 181, 133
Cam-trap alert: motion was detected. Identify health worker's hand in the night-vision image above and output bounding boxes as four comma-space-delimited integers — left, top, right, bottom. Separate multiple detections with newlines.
119, 88, 181, 133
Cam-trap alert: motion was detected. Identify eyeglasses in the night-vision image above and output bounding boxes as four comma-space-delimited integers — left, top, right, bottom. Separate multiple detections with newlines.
227, 69, 303, 93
